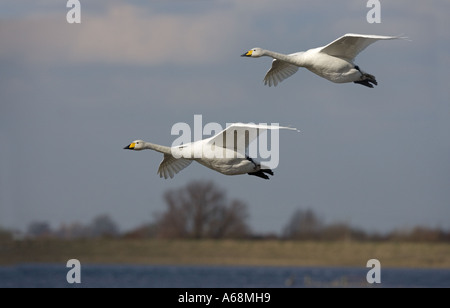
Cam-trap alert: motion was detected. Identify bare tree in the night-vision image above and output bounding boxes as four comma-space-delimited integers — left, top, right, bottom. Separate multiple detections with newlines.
0, 227, 13, 242
87, 214, 119, 238
26, 221, 52, 238
56, 222, 89, 239
282, 208, 323, 240
155, 181, 250, 239
206, 200, 249, 239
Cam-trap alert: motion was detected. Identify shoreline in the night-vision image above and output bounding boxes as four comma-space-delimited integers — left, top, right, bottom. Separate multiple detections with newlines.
1, 239, 449, 268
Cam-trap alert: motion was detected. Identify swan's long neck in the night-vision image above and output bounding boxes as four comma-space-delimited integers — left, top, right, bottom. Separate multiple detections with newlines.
142, 142, 172, 154
263, 50, 306, 66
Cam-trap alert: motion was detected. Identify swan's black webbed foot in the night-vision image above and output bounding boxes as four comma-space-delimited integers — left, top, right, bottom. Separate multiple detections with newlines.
248, 169, 273, 180
354, 66, 377, 88
354, 80, 375, 88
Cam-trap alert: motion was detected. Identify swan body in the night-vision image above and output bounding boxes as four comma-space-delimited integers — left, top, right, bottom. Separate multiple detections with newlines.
124, 123, 299, 180
241, 33, 407, 88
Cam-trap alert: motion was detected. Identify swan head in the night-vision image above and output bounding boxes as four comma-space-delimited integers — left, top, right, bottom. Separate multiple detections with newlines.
123, 139, 145, 151
241, 47, 264, 58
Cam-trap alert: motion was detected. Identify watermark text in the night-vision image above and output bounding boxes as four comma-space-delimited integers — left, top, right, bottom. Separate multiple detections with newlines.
66, 259, 81, 283
366, 0, 381, 23
66, 0, 81, 24
170, 115, 282, 169
366, 258, 381, 284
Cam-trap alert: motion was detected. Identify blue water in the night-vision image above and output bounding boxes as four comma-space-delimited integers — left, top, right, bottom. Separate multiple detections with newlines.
0, 264, 449, 288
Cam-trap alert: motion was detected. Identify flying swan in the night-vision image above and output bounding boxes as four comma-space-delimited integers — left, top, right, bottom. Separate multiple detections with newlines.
241, 33, 407, 88
124, 123, 299, 180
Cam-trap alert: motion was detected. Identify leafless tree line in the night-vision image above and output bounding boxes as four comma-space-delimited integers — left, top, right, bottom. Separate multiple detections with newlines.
155, 181, 249, 239
1, 180, 449, 242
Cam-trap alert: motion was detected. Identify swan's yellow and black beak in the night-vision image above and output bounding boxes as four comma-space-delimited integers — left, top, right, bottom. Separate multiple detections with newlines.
123, 142, 135, 150
241, 50, 252, 57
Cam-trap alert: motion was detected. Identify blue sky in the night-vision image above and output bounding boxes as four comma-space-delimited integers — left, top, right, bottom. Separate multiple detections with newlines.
1, 0, 449, 235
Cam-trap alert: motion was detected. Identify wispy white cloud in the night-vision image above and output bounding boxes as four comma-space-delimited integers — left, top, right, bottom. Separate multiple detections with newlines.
0, 3, 245, 66
1, 1, 449, 67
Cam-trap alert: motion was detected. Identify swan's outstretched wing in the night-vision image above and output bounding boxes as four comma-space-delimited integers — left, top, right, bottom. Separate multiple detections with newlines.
318, 33, 405, 61
264, 59, 299, 87
157, 154, 192, 179
205, 123, 299, 154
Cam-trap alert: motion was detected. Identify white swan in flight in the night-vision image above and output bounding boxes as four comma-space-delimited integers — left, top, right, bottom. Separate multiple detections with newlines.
241, 33, 407, 88
124, 123, 299, 180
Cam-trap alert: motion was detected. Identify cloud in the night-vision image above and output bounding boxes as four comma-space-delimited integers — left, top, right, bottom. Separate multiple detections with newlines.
2, 1, 449, 67
0, 3, 244, 66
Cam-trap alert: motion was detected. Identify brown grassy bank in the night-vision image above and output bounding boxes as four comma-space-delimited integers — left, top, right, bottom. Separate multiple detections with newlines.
1, 239, 449, 268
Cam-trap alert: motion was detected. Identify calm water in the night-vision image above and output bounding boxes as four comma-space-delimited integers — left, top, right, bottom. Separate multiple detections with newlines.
0, 264, 449, 288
